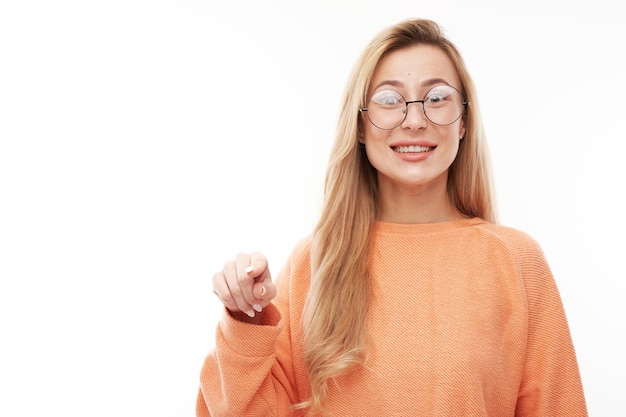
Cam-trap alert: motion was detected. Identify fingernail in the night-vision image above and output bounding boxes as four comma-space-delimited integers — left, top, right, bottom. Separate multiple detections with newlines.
253, 304, 262, 312
246, 310, 255, 318
259, 286, 266, 296
245, 266, 254, 274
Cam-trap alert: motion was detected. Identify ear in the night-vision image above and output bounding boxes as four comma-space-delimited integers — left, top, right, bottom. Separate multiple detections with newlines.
357, 129, 365, 144
459, 120, 466, 140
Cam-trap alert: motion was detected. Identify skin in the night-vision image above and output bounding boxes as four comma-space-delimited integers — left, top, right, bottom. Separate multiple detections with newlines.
213, 44, 466, 321
213, 251, 276, 323
362, 44, 466, 224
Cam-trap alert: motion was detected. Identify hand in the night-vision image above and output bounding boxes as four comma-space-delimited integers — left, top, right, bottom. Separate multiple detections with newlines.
212, 252, 277, 321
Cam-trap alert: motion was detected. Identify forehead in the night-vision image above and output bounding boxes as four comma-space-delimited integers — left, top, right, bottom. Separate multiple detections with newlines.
370, 44, 460, 90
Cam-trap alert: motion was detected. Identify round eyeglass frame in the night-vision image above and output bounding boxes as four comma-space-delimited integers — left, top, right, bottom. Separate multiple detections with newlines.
359, 85, 469, 130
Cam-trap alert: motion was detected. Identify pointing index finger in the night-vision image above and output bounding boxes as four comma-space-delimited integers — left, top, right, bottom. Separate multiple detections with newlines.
246, 252, 269, 280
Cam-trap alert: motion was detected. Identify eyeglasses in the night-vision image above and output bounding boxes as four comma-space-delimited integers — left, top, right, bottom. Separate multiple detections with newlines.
359, 85, 468, 130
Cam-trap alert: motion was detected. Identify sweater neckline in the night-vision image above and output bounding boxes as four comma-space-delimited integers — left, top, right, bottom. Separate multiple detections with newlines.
374, 217, 485, 235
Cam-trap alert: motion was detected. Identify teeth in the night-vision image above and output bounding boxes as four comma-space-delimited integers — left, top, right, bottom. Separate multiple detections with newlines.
394, 145, 432, 153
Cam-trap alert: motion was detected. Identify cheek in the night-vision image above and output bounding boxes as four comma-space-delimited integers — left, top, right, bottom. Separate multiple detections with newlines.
442, 122, 464, 143
443, 132, 462, 155
363, 124, 389, 145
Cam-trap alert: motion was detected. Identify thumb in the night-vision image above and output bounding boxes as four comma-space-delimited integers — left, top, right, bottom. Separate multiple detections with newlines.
252, 280, 277, 304
245, 252, 269, 280
252, 281, 269, 300
245, 253, 274, 302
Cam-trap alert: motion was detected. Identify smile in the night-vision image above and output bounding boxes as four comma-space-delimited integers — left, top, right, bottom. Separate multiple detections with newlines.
393, 145, 435, 153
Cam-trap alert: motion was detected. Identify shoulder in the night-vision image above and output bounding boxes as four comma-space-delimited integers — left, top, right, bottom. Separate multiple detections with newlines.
472, 221, 551, 274
273, 235, 313, 307
274, 234, 313, 287
289, 234, 313, 265
473, 221, 544, 253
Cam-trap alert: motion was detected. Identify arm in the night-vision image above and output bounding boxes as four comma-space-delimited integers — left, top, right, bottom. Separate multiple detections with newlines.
515, 241, 588, 416
196, 253, 301, 417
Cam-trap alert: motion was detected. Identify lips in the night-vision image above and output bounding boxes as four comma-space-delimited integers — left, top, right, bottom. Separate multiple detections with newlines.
392, 145, 435, 153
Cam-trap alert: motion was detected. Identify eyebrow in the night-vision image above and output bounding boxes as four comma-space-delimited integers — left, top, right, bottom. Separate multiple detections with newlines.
372, 77, 453, 91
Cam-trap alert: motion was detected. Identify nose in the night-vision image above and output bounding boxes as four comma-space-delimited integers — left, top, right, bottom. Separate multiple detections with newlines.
401, 100, 428, 129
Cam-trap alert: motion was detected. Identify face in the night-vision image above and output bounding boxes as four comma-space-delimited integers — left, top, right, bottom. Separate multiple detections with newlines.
361, 44, 465, 196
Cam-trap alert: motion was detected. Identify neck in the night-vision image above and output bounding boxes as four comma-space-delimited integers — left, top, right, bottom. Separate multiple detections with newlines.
377, 178, 463, 224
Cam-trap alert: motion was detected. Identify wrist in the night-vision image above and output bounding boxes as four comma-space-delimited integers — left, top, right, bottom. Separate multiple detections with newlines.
229, 309, 263, 325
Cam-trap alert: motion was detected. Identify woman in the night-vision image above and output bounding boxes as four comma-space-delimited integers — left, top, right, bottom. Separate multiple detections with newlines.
197, 18, 588, 416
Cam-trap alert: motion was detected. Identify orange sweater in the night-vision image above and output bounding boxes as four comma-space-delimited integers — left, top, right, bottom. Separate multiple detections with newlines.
197, 218, 587, 416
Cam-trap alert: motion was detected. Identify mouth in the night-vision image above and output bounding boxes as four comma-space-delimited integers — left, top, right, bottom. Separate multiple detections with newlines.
392, 145, 435, 153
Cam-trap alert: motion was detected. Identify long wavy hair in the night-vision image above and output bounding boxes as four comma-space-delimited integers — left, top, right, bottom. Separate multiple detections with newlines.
298, 18, 496, 415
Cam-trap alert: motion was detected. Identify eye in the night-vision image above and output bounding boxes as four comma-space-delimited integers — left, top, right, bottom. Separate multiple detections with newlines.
370, 90, 405, 107
425, 86, 455, 106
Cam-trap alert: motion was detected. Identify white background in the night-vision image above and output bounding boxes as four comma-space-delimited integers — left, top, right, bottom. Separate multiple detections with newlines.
1, 0, 624, 416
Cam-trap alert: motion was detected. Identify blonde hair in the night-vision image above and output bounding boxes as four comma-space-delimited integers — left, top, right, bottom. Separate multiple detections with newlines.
299, 18, 496, 415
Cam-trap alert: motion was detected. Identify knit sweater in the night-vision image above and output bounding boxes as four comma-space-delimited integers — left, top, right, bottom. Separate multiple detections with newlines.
196, 218, 587, 416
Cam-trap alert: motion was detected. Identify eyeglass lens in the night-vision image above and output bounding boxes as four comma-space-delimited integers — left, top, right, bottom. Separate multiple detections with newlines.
365, 85, 465, 129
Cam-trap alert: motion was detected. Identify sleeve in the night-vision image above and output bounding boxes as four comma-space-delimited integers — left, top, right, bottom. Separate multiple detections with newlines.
195, 250, 302, 417
515, 238, 588, 417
